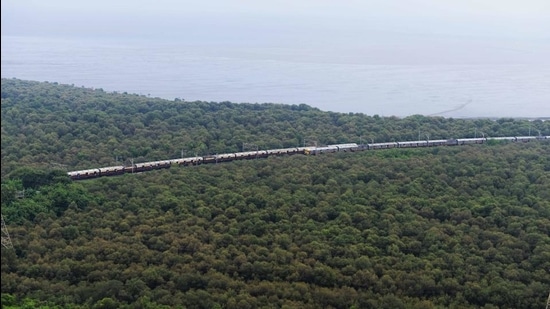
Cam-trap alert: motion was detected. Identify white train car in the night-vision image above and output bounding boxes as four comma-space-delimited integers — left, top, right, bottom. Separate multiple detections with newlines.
266, 147, 303, 156
171, 156, 203, 166
235, 150, 268, 160
68, 168, 101, 180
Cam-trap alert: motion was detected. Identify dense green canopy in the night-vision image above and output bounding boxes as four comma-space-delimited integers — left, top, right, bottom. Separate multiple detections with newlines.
2, 78, 549, 308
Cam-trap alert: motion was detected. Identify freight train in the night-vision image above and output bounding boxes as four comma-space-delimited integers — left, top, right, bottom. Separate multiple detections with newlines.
67, 135, 548, 180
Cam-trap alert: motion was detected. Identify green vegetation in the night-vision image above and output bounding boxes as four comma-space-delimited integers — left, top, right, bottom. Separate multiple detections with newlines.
1, 78, 549, 308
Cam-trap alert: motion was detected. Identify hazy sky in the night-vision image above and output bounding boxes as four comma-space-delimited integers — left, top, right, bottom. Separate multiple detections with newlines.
2, 0, 549, 41
3, 0, 549, 67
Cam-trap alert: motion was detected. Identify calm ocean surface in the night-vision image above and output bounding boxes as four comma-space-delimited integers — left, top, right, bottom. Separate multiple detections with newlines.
2, 35, 549, 118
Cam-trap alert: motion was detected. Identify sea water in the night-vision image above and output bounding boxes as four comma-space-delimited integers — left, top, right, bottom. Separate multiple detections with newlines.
2, 35, 549, 118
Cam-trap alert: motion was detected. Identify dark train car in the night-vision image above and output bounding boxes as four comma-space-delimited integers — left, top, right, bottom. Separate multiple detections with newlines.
516, 136, 538, 142
98, 165, 126, 177
398, 140, 428, 148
